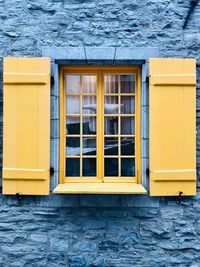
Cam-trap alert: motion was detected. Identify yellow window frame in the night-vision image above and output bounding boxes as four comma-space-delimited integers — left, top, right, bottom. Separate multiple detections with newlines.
59, 66, 141, 185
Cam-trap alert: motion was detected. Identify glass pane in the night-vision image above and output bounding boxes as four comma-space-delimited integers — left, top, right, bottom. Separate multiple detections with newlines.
66, 75, 80, 94
82, 75, 97, 94
65, 158, 80, 177
104, 117, 118, 135
121, 137, 135, 156
66, 96, 80, 114
104, 137, 118, 155
82, 158, 96, 177
121, 117, 135, 135
120, 75, 135, 93
66, 137, 80, 156
83, 117, 96, 135
104, 96, 118, 114
121, 96, 135, 114
121, 158, 135, 176
104, 75, 118, 94
82, 96, 97, 114
82, 137, 96, 155
66, 117, 80, 135
104, 158, 118, 177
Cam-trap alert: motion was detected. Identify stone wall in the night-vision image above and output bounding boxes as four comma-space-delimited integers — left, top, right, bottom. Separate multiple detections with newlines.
0, 0, 200, 266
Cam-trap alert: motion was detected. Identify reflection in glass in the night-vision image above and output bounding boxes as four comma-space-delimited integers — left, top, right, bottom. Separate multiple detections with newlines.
104, 75, 118, 94
121, 117, 135, 135
82, 96, 97, 114
82, 137, 96, 155
121, 96, 135, 114
104, 137, 118, 155
121, 137, 135, 155
82, 75, 97, 94
82, 158, 96, 176
66, 75, 80, 94
82, 117, 96, 135
104, 96, 118, 114
120, 75, 135, 93
66, 96, 80, 114
104, 117, 118, 135
66, 137, 80, 156
66, 117, 80, 135
65, 158, 80, 176
121, 158, 135, 176
104, 158, 118, 176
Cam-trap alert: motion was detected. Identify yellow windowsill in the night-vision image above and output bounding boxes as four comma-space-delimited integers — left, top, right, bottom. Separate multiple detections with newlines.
53, 183, 147, 194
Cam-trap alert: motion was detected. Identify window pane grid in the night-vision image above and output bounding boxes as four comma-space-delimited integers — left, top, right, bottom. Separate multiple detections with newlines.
65, 74, 97, 178
103, 74, 136, 178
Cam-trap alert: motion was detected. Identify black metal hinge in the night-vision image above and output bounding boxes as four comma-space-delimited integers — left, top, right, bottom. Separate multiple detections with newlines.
51, 76, 54, 85
50, 167, 55, 175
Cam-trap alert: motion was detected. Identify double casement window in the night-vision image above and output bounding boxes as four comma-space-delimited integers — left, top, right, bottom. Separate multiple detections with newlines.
60, 67, 140, 184
2, 57, 197, 196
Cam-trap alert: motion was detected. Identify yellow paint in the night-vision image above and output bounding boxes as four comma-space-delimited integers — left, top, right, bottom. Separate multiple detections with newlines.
53, 182, 147, 194
59, 66, 142, 191
3, 168, 48, 180
151, 74, 196, 86
4, 73, 49, 84
149, 58, 196, 196
3, 58, 50, 195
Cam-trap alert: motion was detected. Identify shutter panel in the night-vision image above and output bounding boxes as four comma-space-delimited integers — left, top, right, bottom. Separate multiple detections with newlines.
149, 58, 196, 196
3, 58, 50, 195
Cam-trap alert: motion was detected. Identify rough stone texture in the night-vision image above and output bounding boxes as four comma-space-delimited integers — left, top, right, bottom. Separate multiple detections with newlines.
0, 0, 200, 266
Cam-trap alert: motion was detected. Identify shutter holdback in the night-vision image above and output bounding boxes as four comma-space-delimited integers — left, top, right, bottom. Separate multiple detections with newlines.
16, 193, 24, 206
176, 191, 184, 205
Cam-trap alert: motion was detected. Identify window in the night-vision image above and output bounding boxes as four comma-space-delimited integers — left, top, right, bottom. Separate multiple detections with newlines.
59, 67, 141, 185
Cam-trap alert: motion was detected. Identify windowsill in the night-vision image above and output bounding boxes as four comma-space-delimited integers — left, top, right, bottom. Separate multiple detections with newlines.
53, 183, 147, 194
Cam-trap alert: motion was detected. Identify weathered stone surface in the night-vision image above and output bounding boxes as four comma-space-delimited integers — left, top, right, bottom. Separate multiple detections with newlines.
0, 0, 199, 266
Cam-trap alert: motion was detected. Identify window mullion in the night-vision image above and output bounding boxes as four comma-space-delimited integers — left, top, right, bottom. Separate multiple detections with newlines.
97, 70, 104, 181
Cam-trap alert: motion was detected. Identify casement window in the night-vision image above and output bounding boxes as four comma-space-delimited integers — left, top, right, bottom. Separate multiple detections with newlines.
56, 67, 144, 193
2, 57, 197, 196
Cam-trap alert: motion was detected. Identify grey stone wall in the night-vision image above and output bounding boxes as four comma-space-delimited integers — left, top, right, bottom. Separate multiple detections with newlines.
0, 0, 200, 266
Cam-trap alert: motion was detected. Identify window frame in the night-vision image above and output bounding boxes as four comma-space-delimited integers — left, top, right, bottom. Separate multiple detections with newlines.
59, 66, 141, 185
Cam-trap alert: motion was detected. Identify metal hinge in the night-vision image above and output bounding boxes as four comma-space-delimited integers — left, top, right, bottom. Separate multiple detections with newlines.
51, 76, 54, 85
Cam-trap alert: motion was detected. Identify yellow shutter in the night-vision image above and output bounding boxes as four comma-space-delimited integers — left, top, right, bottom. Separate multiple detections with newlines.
149, 58, 196, 196
3, 58, 50, 195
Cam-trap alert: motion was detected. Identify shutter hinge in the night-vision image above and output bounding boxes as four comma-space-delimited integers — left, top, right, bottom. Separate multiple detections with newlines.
146, 76, 149, 84
146, 168, 150, 177
50, 167, 55, 175
51, 76, 54, 85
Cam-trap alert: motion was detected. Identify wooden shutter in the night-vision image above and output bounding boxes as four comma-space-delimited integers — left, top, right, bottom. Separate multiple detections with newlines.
149, 58, 196, 196
3, 58, 50, 195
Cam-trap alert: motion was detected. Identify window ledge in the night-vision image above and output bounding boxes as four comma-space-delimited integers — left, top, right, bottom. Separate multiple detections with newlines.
53, 183, 147, 194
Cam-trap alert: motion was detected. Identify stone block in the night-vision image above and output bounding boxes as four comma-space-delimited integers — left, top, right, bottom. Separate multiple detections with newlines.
42, 46, 86, 61
115, 47, 159, 60
85, 47, 116, 63
79, 195, 120, 207
121, 195, 159, 208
